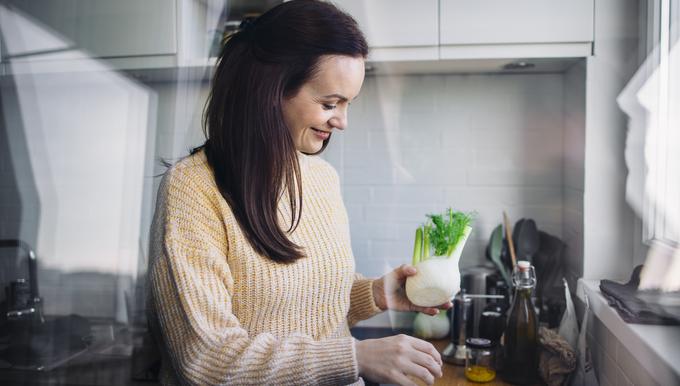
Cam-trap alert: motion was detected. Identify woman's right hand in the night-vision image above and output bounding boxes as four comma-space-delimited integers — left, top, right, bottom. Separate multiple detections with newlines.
355, 334, 443, 386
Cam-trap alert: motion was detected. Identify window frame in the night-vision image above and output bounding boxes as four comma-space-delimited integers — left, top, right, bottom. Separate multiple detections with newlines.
643, 0, 680, 248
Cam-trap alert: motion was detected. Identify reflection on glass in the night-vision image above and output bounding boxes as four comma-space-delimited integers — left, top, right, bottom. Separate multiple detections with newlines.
0, 0, 228, 382
618, 0, 680, 291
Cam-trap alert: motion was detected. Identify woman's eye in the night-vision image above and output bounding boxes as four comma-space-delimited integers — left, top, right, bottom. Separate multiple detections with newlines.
322, 104, 337, 111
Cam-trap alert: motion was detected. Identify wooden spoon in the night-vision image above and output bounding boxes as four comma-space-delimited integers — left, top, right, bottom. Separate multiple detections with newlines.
503, 211, 517, 269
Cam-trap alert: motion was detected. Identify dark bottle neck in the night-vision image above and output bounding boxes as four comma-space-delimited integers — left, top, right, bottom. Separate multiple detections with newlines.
511, 286, 534, 308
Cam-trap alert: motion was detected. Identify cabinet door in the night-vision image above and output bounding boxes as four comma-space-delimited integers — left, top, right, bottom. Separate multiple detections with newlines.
332, 0, 438, 48
3, 0, 176, 58
440, 0, 594, 45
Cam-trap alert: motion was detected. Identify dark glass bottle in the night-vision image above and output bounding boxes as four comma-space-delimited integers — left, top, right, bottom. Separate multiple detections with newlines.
501, 261, 539, 385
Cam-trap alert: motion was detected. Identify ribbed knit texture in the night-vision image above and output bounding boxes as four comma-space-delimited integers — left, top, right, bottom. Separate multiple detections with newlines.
147, 150, 382, 386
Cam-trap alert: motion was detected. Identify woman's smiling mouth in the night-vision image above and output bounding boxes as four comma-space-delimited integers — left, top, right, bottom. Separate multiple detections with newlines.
311, 127, 331, 140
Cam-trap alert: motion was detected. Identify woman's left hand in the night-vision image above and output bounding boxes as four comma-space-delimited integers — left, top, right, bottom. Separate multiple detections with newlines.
372, 264, 453, 316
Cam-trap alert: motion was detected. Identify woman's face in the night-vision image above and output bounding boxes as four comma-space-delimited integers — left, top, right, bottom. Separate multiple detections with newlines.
283, 55, 365, 153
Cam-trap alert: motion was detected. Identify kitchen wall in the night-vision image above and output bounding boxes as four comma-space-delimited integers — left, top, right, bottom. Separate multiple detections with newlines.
563, 61, 586, 289
587, 313, 659, 386
322, 72, 575, 327
324, 73, 568, 274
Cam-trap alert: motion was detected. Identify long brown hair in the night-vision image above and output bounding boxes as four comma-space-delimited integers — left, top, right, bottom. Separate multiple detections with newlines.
198, 0, 368, 263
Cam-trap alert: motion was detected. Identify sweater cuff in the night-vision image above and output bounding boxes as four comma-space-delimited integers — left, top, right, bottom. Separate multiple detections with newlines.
306, 337, 359, 386
349, 278, 383, 324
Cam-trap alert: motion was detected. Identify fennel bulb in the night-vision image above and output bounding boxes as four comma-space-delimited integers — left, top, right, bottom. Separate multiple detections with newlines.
406, 257, 461, 307
406, 209, 473, 307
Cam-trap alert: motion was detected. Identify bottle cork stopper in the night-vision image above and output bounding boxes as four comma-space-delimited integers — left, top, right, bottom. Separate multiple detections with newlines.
517, 260, 531, 271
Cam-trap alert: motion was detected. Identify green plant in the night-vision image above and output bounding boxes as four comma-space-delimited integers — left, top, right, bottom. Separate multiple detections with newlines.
412, 208, 474, 265
407, 208, 474, 307
428, 208, 474, 257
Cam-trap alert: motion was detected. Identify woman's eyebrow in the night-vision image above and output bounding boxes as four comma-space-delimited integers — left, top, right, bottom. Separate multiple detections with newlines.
321, 93, 351, 102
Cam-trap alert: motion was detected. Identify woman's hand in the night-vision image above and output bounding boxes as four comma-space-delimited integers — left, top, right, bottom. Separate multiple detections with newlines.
356, 334, 443, 386
372, 264, 452, 316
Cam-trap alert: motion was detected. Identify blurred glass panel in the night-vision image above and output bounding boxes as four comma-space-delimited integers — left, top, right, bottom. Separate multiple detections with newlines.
0, 0, 272, 383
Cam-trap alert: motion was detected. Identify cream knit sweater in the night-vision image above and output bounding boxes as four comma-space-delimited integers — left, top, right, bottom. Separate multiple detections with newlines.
147, 150, 383, 385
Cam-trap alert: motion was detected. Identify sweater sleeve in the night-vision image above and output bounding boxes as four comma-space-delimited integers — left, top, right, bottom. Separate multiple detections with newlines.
347, 273, 383, 327
148, 167, 359, 386
317, 155, 383, 327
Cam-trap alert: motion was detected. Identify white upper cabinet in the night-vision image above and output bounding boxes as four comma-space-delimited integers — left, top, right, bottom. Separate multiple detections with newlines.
0, 0, 181, 74
333, 0, 593, 62
439, 0, 594, 59
0, 0, 596, 74
2, 0, 176, 58
332, 0, 439, 61
0, 0, 288, 77
71, 0, 177, 58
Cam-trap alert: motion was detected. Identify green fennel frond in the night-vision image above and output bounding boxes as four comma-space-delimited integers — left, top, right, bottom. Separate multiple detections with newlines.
426, 208, 474, 257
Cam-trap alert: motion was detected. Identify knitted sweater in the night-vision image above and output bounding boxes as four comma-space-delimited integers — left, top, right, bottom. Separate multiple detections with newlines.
147, 150, 383, 385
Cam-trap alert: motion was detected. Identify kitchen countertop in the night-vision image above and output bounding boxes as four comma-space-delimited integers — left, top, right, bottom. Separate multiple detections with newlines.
1, 325, 519, 385
351, 327, 528, 386
417, 339, 512, 386
352, 329, 516, 386
0, 319, 155, 386
578, 279, 680, 385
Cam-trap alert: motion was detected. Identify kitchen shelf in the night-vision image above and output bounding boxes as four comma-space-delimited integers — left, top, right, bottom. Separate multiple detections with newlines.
363, 57, 582, 76
0, 55, 216, 83
578, 279, 680, 385
1, 55, 585, 84
439, 43, 592, 61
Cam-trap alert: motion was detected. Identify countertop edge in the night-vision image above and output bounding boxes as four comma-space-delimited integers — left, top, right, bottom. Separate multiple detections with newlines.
577, 278, 680, 385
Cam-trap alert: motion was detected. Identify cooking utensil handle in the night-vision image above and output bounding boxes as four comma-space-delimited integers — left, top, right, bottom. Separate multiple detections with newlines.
502, 212, 517, 268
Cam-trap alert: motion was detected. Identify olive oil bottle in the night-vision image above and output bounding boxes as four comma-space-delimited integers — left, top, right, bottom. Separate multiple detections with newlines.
501, 261, 539, 385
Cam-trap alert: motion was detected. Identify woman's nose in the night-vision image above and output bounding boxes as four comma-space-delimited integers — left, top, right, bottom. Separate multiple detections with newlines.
329, 109, 348, 130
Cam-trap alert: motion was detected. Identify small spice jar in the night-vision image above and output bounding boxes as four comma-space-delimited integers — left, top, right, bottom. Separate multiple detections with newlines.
465, 337, 496, 383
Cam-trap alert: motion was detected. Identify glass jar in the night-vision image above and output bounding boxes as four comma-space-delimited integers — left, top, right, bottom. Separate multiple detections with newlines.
465, 337, 496, 383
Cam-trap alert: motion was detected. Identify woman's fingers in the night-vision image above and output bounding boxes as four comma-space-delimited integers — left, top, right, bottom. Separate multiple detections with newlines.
415, 307, 440, 316
409, 349, 443, 379
386, 369, 419, 386
438, 301, 453, 309
355, 335, 443, 386
398, 360, 437, 386
393, 264, 417, 282
401, 264, 417, 276
413, 300, 454, 315
411, 337, 443, 366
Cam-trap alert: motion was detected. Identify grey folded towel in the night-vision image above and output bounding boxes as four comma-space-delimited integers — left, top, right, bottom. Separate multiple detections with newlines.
600, 265, 680, 325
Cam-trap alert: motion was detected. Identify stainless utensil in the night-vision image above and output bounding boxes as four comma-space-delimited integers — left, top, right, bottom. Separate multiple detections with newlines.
461, 266, 498, 337
442, 291, 504, 366
443, 290, 473, 365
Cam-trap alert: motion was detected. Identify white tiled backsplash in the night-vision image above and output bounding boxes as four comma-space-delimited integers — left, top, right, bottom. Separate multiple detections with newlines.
321, 72, 568, 281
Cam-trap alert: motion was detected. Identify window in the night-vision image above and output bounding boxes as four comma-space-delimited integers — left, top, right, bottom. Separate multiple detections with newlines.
619, 0, 680, 290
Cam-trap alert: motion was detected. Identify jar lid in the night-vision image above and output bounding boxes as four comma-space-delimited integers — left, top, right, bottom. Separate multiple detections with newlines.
465, 337, 494, 349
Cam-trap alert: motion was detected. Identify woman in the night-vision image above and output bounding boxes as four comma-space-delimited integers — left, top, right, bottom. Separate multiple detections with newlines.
148, 1, 450, 385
